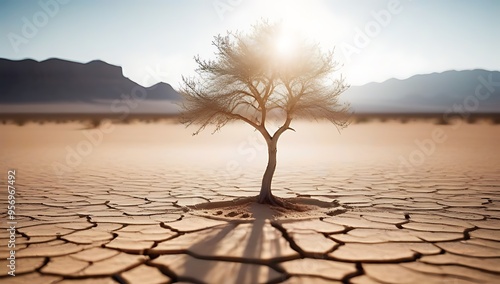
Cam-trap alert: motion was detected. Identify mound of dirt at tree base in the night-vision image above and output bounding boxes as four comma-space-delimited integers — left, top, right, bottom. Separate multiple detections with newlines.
187, 196, 348, 221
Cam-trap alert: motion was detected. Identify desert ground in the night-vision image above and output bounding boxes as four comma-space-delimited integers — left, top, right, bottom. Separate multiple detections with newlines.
1, 119, 499, 283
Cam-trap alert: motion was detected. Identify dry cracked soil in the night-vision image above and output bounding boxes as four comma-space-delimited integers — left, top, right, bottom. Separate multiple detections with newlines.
1, 121, 499, 283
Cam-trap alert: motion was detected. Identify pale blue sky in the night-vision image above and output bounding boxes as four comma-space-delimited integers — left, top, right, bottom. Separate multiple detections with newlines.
1, 0, 499, 87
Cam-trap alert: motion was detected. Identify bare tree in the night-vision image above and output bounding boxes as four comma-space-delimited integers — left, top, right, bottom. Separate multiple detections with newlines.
179, 21, 350, 206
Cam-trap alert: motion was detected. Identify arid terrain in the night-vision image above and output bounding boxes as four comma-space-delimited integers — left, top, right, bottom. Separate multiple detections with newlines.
1, 120, 499, 283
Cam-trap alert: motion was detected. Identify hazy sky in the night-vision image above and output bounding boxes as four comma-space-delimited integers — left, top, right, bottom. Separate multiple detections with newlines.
1, 0, 499, 87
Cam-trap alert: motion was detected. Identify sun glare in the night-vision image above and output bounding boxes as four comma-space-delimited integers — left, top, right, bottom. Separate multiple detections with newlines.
264, 0, 337, 43
274, 30, 296, 58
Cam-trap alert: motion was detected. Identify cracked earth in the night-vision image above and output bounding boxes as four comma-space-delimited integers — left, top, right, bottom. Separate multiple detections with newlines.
1, 122, 499, 283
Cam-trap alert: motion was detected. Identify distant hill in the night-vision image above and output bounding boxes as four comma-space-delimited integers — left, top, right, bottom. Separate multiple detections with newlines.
0, 58, 499, 114
345, 69, 500, 113
0, 58, 181, 104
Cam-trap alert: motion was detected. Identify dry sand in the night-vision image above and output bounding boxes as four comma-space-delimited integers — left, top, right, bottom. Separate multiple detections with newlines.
0, 121, 499, 283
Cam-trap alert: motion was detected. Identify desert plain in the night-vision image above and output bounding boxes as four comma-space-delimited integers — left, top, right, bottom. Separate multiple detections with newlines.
1, 119, 499, 283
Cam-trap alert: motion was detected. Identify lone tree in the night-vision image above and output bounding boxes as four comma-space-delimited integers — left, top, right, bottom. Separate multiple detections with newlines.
180, 21, 350, 206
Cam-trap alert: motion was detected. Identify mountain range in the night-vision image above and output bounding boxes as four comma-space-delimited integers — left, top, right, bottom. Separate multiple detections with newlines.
0, 58, 499, 113
0, 58, 180, 103
344, 69, 500, 113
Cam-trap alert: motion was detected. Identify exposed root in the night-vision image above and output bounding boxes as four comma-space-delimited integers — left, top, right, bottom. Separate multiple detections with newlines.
258, 194, 312, 212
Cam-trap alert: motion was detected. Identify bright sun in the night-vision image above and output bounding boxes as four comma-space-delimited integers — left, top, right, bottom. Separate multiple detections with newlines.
275, 33, 293, 55
273, 28, 298, 60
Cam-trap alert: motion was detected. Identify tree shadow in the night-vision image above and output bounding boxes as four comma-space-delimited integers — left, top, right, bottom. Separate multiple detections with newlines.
178, 203, 287, 283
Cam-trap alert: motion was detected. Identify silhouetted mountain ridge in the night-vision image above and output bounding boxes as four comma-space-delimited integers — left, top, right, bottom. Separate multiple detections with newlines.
0, 58, 181, 103
1, 58, 499, 113
345, 69, 500, 113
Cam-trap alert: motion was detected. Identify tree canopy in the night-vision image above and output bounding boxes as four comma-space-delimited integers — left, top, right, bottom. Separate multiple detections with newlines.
180, 21, 350, 139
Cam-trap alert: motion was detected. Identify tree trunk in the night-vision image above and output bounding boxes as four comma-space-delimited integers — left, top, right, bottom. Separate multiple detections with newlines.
258, 139, 278, 204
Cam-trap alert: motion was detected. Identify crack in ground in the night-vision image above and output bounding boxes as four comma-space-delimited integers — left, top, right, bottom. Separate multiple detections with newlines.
342, 262, 364, 284
463, 226, 478, 240
270, 221, 306, 258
